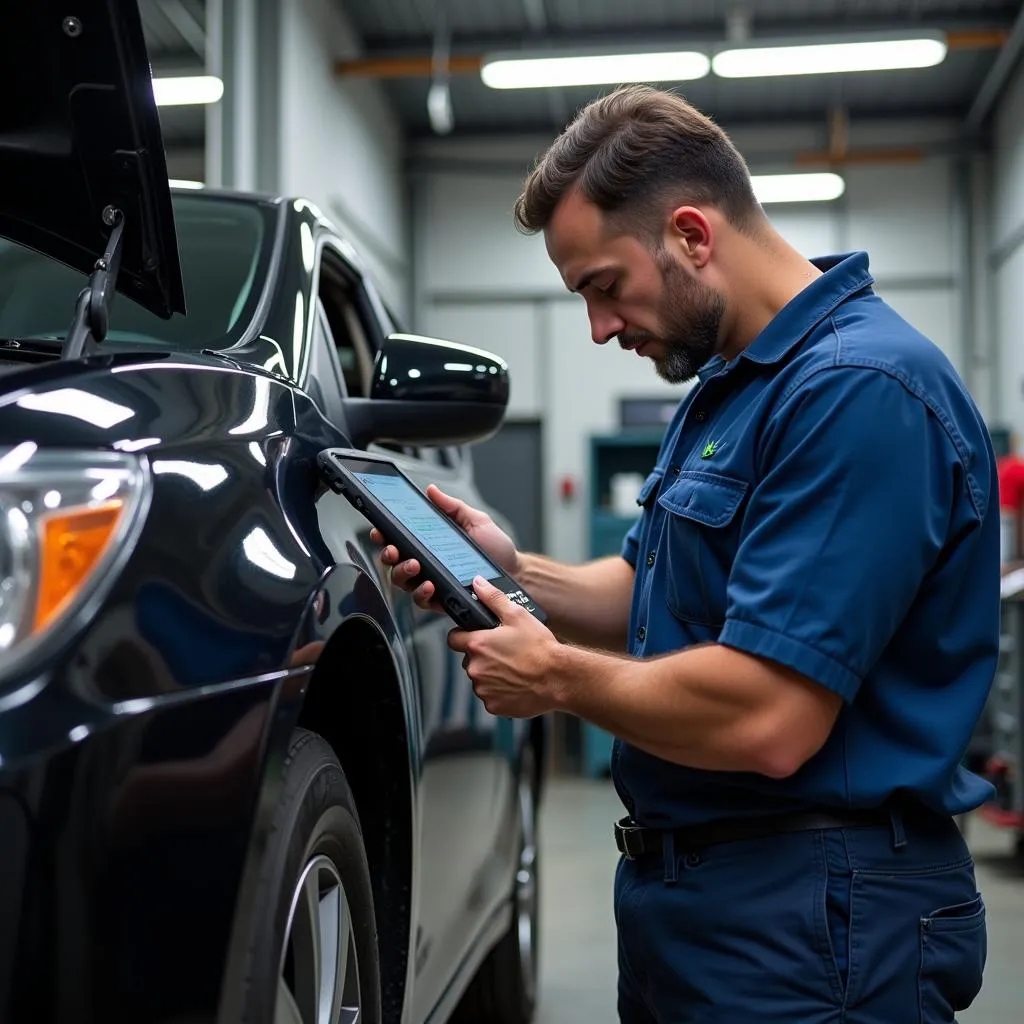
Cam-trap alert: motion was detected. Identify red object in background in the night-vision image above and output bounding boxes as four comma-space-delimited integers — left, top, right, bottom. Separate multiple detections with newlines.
998, 455, 1024, 561
559, 476, 576, 502
998, 455, 1024, 511
980, 756, 1024, 830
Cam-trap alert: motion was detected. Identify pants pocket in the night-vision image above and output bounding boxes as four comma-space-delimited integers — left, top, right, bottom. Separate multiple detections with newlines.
821, 833, 852, 1005
918, 892, 987, 1023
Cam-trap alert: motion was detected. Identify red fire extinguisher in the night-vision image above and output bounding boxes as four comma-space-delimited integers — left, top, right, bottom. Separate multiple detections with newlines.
997, 454, 1024, 564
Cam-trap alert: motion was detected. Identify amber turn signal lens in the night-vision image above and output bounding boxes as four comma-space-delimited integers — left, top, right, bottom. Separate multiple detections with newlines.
33, 500, 124, 633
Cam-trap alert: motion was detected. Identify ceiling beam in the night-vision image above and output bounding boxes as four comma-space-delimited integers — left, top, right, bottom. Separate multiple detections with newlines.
156, 0, 206, 59
336, 27, 1008, 79
337, 54, 482, 78
965, 8, 1024, 132
516, 0, 569, 128
520, 0, 547, 35
404, 107, 976, 144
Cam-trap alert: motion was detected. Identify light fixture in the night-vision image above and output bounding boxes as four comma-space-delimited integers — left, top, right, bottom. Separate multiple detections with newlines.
481, 50, 710, 89
713, 32, 947, 78
169, 179, 204, 189
152, 75, 224, 106
751, 172, 845, 204
427, 81, 454, 134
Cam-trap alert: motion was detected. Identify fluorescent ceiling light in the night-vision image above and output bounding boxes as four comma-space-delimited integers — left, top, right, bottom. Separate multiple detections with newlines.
751, 173, 845, 204
481, 51, 710, 89
152, 75, 224, 106
713, 35, 946, 78
169, 179, 204, 189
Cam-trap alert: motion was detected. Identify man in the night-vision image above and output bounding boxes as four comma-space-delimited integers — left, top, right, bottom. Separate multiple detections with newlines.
376, 85, 997, 1021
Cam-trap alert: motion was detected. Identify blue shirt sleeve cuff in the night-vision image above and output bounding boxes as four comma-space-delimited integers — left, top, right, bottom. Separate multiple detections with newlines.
718, 618, 862, 703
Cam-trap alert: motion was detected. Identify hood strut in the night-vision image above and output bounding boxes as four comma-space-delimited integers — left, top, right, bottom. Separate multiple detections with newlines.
62, 205, 126, 360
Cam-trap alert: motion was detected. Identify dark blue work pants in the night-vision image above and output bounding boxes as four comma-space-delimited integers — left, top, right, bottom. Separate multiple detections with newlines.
614, 812, 986, 1023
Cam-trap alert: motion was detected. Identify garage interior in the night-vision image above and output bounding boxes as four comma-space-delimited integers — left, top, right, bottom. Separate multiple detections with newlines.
144, 0, 1024, 1020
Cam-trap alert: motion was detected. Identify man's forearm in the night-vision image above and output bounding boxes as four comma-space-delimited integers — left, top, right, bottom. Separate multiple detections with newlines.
547, 642, 835, 778
515, 553, 632, 652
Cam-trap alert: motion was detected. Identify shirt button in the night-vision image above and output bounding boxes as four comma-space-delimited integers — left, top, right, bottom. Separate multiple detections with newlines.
670, 464, 681, 475
694, 410, 707, 422
637, 625, 647, 642
646, 551, 656, 567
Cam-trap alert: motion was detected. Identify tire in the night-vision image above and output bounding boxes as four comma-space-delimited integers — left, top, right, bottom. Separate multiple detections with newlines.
452, 745, 540, 1024
236, 728, 382, 1024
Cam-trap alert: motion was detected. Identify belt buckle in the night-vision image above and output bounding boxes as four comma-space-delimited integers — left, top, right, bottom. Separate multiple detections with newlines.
615, 817, 645, 860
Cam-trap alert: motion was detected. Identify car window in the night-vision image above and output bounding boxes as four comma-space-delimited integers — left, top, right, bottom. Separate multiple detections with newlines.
0, 194, 277, 351
316, 247, 377, 399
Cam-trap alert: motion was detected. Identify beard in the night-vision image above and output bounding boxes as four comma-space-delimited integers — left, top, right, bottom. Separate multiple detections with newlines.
619, 252, 726, 384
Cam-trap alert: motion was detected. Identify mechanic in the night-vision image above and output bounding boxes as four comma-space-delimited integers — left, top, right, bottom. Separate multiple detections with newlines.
375, 85, 999, 1022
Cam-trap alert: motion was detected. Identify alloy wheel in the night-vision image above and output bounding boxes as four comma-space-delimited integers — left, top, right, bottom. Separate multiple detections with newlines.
276, 854, 361, 1024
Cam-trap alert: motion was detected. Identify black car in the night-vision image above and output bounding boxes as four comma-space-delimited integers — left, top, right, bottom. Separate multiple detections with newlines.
0, 4, 545, 1023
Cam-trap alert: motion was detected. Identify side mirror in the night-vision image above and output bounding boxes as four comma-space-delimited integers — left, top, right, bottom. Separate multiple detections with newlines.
341, 333, 509, 449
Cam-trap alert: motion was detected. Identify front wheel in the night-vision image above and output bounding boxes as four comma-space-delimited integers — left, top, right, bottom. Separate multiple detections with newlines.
236, 729, 382, 1024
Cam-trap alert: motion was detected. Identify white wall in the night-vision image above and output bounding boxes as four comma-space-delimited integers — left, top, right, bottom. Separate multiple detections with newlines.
277, 0, 408, 315
992, 58, 1024, 442
413, 125, 966, 561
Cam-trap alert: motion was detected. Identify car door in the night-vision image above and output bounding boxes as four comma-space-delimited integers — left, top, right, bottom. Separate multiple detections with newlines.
310, 241, 515, 1018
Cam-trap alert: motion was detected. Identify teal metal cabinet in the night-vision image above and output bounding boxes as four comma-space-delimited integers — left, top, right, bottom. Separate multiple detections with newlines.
582, 431, 662, 777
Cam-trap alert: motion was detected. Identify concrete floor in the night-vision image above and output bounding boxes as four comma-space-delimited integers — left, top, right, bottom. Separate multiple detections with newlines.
532, 777, 1024, 1024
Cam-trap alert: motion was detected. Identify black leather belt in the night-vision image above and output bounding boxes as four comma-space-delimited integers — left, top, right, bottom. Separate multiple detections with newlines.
614, 806, 902, 860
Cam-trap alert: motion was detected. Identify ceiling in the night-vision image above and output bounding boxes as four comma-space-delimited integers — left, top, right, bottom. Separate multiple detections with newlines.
139, 0, 1024, 149
336, 0, 1024, 137
139, 0, 207, 148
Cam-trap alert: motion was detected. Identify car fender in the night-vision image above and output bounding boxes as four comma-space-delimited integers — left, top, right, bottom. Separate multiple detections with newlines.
216, 557, 422, 1024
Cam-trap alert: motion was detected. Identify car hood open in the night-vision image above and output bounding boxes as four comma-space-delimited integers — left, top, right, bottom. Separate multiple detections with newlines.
0, 0, 186, 320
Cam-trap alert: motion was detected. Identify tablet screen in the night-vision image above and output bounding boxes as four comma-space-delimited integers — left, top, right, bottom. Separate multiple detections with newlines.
353, 470, 501, 586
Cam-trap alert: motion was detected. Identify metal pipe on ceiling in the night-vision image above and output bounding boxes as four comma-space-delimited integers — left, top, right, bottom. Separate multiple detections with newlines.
334, 28, 1008, 79
795, 147, 925, 167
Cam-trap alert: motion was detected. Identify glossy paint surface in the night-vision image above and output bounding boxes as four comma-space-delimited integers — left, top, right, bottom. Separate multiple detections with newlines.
371, 333, 510, 406
0, 197, 534, 1024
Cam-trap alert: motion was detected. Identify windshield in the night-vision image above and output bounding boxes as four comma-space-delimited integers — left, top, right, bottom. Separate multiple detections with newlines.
0, 194, 277, 351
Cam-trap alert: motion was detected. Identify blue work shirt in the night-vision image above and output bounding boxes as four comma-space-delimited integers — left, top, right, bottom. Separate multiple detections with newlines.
617, 251, 1001, 829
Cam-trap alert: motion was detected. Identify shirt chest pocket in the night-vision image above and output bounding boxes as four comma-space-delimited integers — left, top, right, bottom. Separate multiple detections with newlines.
657, 470, 749, 627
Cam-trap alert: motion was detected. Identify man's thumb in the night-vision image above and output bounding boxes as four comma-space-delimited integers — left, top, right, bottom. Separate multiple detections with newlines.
472, 576, 514, 621
426, 484, 462, 516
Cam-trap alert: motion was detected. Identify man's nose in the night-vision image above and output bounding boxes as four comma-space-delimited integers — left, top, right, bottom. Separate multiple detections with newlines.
588, 306, 626, 345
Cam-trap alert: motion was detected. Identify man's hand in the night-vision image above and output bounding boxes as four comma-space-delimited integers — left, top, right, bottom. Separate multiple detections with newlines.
372, 485, 520, 612
447, 576, 562, 718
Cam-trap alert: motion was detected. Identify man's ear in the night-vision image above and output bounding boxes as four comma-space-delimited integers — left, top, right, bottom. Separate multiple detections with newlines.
667, 206, 713, 269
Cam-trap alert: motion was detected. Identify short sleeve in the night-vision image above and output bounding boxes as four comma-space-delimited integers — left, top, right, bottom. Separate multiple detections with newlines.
718, 368, 967, 702
621, 518, 641, 568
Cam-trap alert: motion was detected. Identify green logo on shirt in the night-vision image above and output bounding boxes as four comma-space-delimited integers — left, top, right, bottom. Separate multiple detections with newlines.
700, 440, 721, 459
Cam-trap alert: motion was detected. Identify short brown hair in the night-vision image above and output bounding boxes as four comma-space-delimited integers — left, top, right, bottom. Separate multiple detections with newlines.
513, 85, 762, 241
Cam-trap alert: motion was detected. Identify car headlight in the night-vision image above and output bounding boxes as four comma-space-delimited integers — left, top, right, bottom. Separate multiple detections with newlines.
0, 443, 151, 682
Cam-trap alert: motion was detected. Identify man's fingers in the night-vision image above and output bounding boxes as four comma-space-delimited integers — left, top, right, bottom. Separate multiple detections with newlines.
425, 484, 485, 528
390, 557, 421, 583
425, 484, 461, 515
472, 576, 517, 623
447, 627, 471, 653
